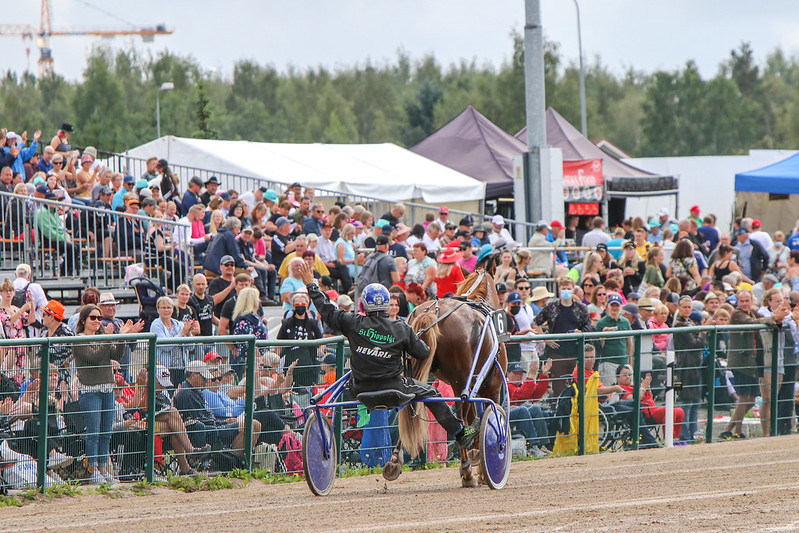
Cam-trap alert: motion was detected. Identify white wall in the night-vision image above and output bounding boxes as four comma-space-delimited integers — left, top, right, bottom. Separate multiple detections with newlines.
623, 150, 797, 233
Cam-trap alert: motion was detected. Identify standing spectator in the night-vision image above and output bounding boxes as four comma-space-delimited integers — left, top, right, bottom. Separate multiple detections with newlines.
4, 130, 41, 175
595, 293, 633, 386
756, 288, 790, 437
277, 235, 329, 279
208, 257, 237, 319
367, 235, 399, 289
697, 214, 720, 252
50, 123, 73, 153
508, 283, 539, 372
618, 242, 645, 296
229, 287, 269, 378
421, 223, 441, 253
749, 219, 774, 251
534, 276, 594, 396
335, 223, 359, 292
380, 202, 406, 227
218, 274, 259, 337
405, 243, 436, 295
643, 247, 666, 289
527, 222, 555, 277
0, 278, 34, 385
458, 240, 477, 274
73, 304, 137, 484
317, 220, 353, 294
430, 206, 449, 232
434, 247, 465, 298
236, 226, 269, 297
36, 145, 55, 174
151, 296, 199, 387
735, 227, 769, 283
39, 299, 75, 379
276, 292, 323, 390
180, 176, 204, 218
666, 239, 702, 293
721, 289, 788, 440
767, 231, 789, 279
188, 273, 216, 337
280, 258, 309, 313
172, 284, 196, 322
581, 216, 611, 250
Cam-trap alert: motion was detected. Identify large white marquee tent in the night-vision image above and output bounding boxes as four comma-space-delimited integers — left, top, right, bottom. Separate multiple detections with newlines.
124, 136, 486, 204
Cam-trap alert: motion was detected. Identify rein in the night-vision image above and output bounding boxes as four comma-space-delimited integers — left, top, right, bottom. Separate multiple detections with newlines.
415, 299, 468, 335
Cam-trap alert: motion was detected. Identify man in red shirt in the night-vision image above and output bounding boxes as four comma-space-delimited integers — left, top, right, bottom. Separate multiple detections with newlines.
507, 359, 552, 458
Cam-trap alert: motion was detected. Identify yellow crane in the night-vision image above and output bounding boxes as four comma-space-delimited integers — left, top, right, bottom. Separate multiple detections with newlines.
0, 0, 173, 77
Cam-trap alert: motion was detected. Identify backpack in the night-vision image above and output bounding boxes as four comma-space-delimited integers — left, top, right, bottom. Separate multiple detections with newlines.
11, 282, 29, 308
278, 431, 303, 474
355, 253, 382, 292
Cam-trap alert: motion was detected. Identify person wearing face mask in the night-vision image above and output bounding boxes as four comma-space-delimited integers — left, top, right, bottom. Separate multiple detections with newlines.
277, 292, 323, 391
766, 230, 789, 279
534, 276, 594, 396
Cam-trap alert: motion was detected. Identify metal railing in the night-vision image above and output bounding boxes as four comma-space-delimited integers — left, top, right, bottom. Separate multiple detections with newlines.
0, 191, 193, 294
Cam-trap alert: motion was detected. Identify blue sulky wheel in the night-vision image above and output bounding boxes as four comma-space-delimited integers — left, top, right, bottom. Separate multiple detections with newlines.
479, 403, 511, 490
302, 410, 337, 496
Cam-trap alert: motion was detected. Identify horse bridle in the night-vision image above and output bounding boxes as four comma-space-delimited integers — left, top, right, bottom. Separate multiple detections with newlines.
413, 269, 489, 335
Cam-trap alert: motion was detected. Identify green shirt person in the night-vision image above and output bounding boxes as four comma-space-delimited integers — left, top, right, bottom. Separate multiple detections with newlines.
594, 292, 632, 386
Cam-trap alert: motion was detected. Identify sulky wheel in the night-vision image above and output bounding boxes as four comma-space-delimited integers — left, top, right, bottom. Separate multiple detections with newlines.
302, 410, 337, 496
479, 403, 511, 490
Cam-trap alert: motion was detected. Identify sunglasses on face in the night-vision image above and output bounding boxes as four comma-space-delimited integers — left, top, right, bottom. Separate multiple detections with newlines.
517, 286, 530, 291
87, 315, 103, 321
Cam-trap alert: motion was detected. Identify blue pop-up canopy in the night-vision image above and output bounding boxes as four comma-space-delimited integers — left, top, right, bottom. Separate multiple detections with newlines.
735, 152, 799, 194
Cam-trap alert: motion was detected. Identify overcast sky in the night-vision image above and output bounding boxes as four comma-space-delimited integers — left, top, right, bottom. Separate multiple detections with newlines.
3, 0, 799, 81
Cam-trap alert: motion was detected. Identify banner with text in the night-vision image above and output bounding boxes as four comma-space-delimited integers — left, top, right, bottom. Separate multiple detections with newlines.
563, 159, 604, 203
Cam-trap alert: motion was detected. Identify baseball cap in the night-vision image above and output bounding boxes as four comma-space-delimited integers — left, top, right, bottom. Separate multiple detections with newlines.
507, 291, 523, 304
595, 243, 608, 252
220, 255, 235, 266
458, 216, 473, 227
491, 214, 504, 226
275, 217, 291, 228
32, 176, 45, 186
622, 303, 640, 318
185, 361, 213, 380
35, 184, 49, 195
375, 235, 390, 246
439, 206, 449, 214
736, 227, 749, 235
203, 351, 224, 363
375, 218, 390, 229
141, 197, 156, 208
726, 294, 738, 306
219, 192, 231, 201
495, 282, 507, 294
189, 176, 204, 188
764, 273, 779, 284
752, 219, 762, 228
126, 198, 140, 207
323, 353, 337, 366
337, 294, 354, 308
627, 292, 640, 301
155, 365, 172, 387
657, 208, 670, 217
623, 241, 635, 249
80, 154, 92, 164
123, 175, 136, 184
135, 179, 149, 190
667, 293, 680, 305
99, 185, 114, 195
607, 293, 623, 306
507, 363, 525, 374
550, 220, 564, 230
690, 205, 700, 213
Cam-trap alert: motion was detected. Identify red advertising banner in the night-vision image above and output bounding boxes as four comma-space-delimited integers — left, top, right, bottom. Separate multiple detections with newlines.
568, 202, 599, 216
563, 159, 604, 202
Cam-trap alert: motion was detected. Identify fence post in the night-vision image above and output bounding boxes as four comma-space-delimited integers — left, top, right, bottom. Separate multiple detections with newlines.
631, 335, 641, 451
334, 340, 344, 473
770, 327, 780, 437
244, 335, 256, 471
705, 328, 717, 443
577, 335, 585, 456
36, 339, 51, 493
145, 335, 157, 483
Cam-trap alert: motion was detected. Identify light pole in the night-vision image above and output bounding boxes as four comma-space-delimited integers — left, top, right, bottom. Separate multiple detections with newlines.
572, 0, 587, 137
156, 81, 174, 139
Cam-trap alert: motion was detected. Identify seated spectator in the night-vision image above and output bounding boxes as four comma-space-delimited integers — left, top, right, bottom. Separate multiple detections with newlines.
151, 296, 199, 387
173, 361, 260, 456
277, 235, 330, 280
507, 360, 552, 458
236, 225, 272, 301
172, 284, 196, 322
34, 193, 77, 276
229, 287, 268, 377
280, 258, 312, 313
616, 364, 684, 442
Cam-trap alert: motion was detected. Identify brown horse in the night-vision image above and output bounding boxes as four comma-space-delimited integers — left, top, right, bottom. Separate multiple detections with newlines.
396, 268, 508, 487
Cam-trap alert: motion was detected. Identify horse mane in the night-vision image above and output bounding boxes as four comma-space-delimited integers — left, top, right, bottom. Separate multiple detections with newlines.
456, 269, 500, 309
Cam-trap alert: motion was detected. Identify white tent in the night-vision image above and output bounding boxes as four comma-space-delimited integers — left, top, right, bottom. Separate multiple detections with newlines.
124, 136, 486, 204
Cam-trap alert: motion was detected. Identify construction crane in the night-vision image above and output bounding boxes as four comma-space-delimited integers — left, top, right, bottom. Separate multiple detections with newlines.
0, 0, 173, 77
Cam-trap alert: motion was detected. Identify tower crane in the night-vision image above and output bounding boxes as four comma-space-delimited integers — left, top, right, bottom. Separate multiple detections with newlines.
0, 0, 173, 77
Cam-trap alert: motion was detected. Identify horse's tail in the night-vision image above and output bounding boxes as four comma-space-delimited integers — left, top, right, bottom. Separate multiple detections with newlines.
400, 309, 440, 458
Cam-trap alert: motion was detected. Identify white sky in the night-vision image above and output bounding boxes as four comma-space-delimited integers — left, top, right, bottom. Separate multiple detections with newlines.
2, 0, 798, 81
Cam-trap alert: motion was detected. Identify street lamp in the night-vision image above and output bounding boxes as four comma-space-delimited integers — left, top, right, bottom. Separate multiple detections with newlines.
156, 81, 174, 139
572, 0, 587, 137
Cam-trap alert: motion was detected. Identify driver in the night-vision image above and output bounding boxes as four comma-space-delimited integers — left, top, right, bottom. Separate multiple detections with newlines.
298, 262, 477, 450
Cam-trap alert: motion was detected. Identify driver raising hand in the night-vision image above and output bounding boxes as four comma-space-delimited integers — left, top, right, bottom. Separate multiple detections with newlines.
297, 262, 477, 450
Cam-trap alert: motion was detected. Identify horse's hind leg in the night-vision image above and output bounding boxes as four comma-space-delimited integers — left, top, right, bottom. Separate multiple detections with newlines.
459, 447, 478, 487
382, 442, 403, 481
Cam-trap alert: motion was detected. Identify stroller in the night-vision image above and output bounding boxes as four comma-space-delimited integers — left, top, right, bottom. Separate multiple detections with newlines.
130, 277, 166, 331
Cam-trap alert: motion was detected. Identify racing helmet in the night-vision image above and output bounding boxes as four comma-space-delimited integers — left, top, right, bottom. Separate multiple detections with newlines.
360, 283, 390, 313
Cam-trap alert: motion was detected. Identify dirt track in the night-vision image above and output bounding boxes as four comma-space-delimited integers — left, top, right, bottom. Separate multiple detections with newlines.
4, 435, 799, 532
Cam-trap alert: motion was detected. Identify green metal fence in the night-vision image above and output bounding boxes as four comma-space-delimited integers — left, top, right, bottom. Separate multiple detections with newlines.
0, 322, 790, 492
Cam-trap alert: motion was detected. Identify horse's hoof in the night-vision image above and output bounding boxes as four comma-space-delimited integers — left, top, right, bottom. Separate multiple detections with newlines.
467, 448, 481, 463
459, 458, 472, 477
382, 456, 402, 481
461, 474, 478, 488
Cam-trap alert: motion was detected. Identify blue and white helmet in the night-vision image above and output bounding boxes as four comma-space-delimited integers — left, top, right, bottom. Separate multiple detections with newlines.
360, 283, 390, 313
